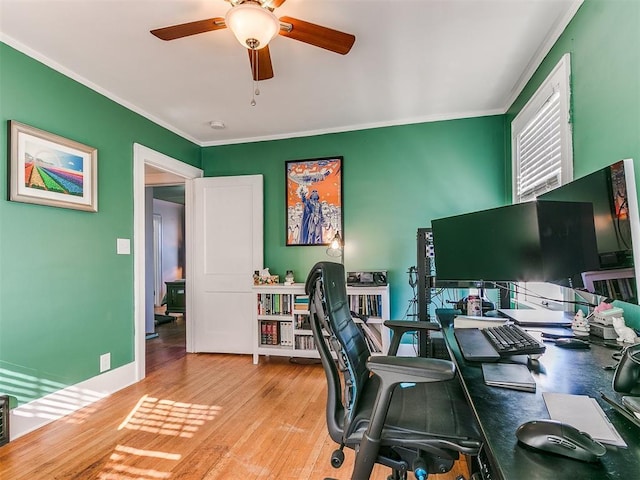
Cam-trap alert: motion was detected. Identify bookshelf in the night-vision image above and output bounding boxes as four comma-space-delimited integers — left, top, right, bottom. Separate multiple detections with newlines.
582, 268, 636, 303
252, 284, 390, 364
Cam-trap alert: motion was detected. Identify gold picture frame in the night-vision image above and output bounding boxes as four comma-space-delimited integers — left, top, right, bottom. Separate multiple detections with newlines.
9, 120, 98, 212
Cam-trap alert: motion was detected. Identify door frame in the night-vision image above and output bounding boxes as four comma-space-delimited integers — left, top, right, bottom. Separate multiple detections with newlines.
133, 143, 203, 381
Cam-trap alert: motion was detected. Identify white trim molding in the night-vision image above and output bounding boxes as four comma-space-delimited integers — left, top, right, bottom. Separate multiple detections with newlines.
133, 144, 202, 382
9, 362, 137, 440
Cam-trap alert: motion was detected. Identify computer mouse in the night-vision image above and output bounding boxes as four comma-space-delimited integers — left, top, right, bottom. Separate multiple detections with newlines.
516, 419, 606, 462
555, 338, 590, 349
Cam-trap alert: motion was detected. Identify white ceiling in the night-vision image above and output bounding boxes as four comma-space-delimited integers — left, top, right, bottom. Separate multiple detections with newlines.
0, 0, 582, 146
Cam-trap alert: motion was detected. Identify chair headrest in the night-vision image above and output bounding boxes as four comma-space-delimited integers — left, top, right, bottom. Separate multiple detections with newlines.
305, 261, 345, 295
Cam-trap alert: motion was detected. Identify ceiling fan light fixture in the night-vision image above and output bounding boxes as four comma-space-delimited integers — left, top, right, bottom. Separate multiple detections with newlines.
225, 2, 280, 50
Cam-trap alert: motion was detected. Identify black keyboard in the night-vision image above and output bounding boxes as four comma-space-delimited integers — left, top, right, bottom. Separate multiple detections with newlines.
482, 324, 546, 357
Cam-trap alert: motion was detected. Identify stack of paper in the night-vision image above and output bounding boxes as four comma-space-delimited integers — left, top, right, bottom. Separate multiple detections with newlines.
454, 315, 507, 329
482, 363, 536, 392
543, 392, 627, 447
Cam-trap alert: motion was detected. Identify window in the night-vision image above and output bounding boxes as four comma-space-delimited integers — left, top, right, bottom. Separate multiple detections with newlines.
511, 54, 573, 309
512, 53, 573, 203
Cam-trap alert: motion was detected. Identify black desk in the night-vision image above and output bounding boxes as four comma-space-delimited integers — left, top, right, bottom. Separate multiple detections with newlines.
441, 322, 640, 479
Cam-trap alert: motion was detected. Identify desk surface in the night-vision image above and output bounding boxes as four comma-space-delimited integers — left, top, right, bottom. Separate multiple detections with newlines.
441, 323, 640, 480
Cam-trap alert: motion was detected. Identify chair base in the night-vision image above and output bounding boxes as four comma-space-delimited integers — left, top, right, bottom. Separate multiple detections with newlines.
331, 448, 345, 468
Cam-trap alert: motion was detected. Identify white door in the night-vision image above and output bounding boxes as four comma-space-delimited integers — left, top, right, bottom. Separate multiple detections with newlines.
189, 175, 263, 353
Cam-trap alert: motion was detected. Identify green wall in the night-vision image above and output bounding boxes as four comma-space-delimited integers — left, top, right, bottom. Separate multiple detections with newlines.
507, 0, 640, 326
202, 117, 508, 319
2, 0, 639, 410
0, 43, 200, 405
508, 0, 639, 178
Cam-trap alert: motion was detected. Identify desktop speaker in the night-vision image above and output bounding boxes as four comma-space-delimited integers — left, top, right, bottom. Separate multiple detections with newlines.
347, 271, 387, 286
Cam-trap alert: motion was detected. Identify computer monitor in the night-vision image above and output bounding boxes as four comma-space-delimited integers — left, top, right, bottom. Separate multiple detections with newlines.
539, 159, 640, 303
431, 200, 599, 288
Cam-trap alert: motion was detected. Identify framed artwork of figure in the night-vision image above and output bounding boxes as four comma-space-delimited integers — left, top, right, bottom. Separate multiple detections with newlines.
285, 156, 343, 246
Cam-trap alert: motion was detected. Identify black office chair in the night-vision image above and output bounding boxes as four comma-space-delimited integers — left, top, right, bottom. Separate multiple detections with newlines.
306, 262, 481, 480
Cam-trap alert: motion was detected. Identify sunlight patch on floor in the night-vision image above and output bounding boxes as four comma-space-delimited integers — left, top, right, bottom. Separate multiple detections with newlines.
97, 444, 180, 480
118, 394, 221, 438
114, 445, 182, 460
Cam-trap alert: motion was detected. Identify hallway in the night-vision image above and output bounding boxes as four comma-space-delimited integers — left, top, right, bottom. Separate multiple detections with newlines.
146, 315, 186, 375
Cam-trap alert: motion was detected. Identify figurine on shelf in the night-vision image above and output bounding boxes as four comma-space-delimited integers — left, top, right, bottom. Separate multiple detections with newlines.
256, 268, 279, 285
612, 316, 638, 343
571, 310, 590, 337
284, 270, 295, 285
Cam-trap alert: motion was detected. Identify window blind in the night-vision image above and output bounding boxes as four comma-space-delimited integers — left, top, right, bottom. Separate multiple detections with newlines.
515, 90, 561, 202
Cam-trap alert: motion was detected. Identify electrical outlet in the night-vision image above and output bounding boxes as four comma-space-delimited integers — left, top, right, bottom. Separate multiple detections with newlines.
100, 353, 111, 373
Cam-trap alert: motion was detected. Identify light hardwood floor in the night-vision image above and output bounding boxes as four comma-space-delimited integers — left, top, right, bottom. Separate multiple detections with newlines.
0, 323, 471, 480
146, 315, 187, 375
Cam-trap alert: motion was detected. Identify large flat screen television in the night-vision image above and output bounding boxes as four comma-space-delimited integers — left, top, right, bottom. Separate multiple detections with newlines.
431, 200, 599, 288
539, 159, 640, 303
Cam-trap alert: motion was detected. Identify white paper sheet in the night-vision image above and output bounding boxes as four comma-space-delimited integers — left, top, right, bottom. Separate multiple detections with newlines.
543, 392, 627, 447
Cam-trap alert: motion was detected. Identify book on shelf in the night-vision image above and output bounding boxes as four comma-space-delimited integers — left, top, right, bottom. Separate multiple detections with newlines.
594, 277, 634, 302
358, 322, 383, 353
295, 313, 311, 330
260, 320, 281, 346
257, 293, 292, 315
295, 335, 316, 350
280, 321, 293, 346
293, 295, 309, 311
349, 294, 382, 317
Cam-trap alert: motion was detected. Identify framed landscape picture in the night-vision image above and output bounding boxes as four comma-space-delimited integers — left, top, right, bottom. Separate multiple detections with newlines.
9, 120, 98, 212
286, 156, 343, 246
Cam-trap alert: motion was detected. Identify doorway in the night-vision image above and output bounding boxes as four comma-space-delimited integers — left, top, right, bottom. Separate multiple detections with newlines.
147, 187, 186, 374
133, 144, 202, 381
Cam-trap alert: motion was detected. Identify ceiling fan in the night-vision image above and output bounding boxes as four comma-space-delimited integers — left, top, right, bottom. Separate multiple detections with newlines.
150, 0, 356, 81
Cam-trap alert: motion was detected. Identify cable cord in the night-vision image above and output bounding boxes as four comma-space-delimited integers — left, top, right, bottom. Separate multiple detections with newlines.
489, 281, 597, 308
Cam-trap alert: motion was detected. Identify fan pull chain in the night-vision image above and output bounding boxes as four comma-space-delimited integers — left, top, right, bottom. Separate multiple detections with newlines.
251, 49, 260, 107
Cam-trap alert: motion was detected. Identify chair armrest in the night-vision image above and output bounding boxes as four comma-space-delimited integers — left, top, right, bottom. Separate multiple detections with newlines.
384, 321, 441, 356
363, 356, 459, 463
367, 356, 455, 385
383, 320, 441, 332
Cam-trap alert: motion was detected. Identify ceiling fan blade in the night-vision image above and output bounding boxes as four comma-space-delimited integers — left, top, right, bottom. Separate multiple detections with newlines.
278, 16, 355, 55
264, 0, 287, 8
150, 17, 226, 41
248, 46, 274, 81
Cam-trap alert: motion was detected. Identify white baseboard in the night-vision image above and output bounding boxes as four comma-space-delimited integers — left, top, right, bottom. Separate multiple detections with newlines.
9, 362, 138, 440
